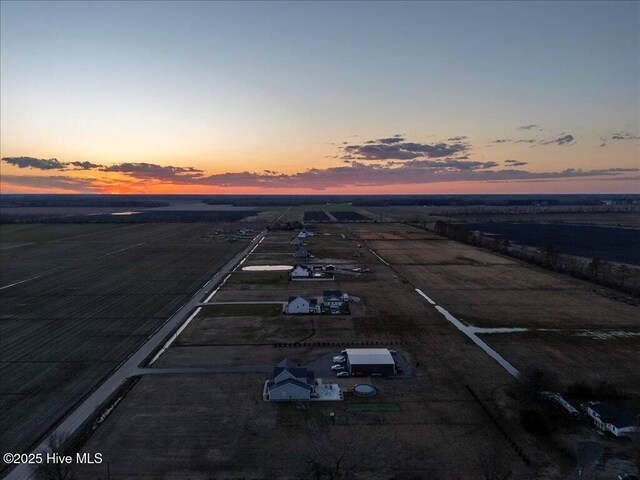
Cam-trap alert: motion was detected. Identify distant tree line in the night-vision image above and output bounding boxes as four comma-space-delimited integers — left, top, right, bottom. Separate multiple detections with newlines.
200, 194, 640, 207
432, 220, 640, 295
0, 194, 169, 208
0, 210, 260, 223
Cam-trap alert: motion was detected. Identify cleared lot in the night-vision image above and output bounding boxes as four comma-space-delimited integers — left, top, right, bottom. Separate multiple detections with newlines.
0, 223, 251, 460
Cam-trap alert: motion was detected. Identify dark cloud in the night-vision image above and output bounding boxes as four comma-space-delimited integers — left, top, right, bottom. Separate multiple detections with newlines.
0, 174, 103, 192
67, 161, 103, 170
343, 136, 470, 161
400, 159, 499, 170
191, 162, 639, 190
447, 136, 468, 142
492, 139, 511, 143
610, 132, 640, 141
504, 159, 528, 167
514, 139, 536, 144
99, 163, 204, 182
4, 163, 639, 193
371, 135, 405, 145
540, 134, 574, 146
1, 156, 67, 170
519, 124, 539, 130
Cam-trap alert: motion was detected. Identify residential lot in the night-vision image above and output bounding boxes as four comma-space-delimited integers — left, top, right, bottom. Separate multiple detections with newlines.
0, 223, 252, 462
76, 372, 523, 480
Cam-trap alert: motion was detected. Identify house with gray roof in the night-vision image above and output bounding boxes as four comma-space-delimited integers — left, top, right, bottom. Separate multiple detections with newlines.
264, 359, 315, 402
293, 246, 312, 258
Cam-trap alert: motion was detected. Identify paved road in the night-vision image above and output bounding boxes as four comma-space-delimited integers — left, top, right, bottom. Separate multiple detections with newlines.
4, 230, 268, 480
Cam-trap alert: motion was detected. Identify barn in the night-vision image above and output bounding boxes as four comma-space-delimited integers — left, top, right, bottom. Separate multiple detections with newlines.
344, 348, 396, 376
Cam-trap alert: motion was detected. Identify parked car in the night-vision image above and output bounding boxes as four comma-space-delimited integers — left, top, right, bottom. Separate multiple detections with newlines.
351, 370, 366, 377
332, 355, 345, 363
331, 364, 345, 371
336, 371, 350, 377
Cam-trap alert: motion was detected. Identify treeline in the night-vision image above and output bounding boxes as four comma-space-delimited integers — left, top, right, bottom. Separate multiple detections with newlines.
0, 210, 259, 223
201, 194, 640, 207
431, 220, 640, 295
0, 194, 169, 208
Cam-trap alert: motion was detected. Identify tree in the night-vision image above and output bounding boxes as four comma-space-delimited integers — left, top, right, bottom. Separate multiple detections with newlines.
476, 443, 514, 480
515, 367, 557, 405
31, 433, 75, 480
542, 245, 559, 269
617, 264, 630, 286
587, 258, 602, 281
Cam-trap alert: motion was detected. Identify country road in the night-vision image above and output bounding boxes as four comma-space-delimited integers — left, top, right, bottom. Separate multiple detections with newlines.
3, 228, 269, 480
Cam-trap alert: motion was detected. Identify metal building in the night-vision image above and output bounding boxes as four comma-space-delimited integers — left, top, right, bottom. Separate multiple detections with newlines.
344, 348, 396, 376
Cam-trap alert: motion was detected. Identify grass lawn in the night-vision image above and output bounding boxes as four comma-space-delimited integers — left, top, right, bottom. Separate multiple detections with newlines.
226, 271, 289, 285
199, 303, 283, 317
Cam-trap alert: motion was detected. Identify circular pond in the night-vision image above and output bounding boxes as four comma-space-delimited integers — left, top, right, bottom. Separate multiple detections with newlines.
353, 384, 377, 397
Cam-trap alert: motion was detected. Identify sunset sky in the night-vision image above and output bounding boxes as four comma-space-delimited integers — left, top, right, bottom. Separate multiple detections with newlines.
1, 1, 638, 194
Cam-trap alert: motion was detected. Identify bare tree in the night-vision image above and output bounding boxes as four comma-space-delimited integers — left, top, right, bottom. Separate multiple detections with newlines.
476, 443, 513, 480
31, 433, 75, 480
617, 264, 630, 287
587, 258, 602, 281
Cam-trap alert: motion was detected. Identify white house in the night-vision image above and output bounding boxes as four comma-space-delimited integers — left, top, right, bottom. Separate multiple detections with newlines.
284, 296, 319, 314
588, 402, 640, 437
264, 359, 315, 401
290, 265, 313, 278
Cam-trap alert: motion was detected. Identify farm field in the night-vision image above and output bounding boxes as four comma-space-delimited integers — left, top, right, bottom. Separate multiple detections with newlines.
0, 223, 254, 462
465, 222, 640, 265
22, 220, 635, 479
75, 222, 584, 479
363, 206, 640, 229
479, 332, 640, 395
303, 210, 330, 222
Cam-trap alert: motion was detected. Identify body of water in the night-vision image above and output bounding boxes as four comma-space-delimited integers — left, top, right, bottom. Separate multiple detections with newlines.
465, 222, 640, 265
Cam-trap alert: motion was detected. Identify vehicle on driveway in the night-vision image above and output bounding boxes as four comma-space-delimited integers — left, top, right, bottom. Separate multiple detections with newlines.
332, 355, 346, 363
331, 364, 345, 371
336, 371, 350, 377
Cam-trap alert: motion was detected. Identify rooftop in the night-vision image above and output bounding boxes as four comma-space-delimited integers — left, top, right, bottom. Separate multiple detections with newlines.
345, 348, 395, 365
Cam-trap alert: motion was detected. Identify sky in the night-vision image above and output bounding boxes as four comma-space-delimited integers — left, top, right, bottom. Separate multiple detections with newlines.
1, 0, 639, 194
